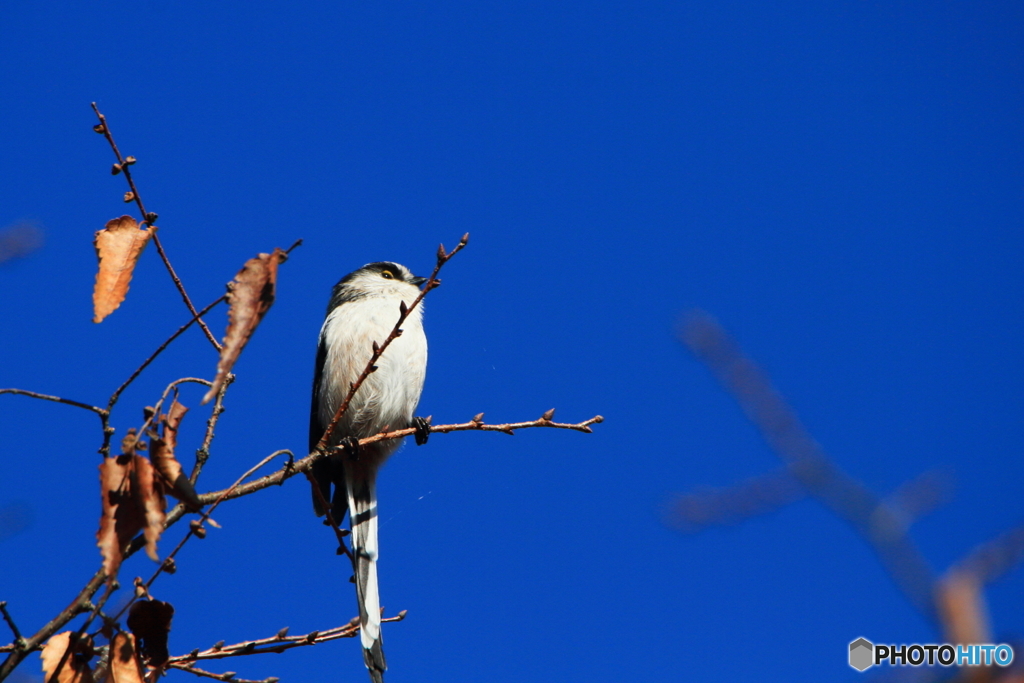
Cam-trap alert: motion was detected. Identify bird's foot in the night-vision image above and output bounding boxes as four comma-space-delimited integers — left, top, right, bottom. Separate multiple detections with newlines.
413, 416, 432, 446
340, 435, 362, 460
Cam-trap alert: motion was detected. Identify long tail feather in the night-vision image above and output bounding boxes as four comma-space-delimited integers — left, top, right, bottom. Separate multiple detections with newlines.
347, 467, 386, 683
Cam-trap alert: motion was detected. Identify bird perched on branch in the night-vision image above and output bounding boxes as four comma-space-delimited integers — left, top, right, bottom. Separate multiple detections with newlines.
309, 261, 431, 683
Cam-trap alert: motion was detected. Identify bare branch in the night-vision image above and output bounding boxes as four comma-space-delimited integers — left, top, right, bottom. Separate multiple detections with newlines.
0, 389, 107, 418
0, 604, 23, 651
167, 615, 406, 665
166, 663, 274, 683
90, 103, 220, 351
663, 467, 806, 533
204, 413, 603, 506
680, 310, 939, 622
108, 295, 227, 412
949, 523, 1024, 587
190, 375, 233, 485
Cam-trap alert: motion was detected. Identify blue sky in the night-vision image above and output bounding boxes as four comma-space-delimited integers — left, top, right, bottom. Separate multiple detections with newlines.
1, 1, 1022, 681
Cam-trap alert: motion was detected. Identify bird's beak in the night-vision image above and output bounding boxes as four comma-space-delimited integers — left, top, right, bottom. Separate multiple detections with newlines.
411, 276, 428, 287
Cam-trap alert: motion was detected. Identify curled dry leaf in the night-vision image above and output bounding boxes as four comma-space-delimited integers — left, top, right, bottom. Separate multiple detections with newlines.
93, 216, 154, 323
97, 455, 166, 580
127, 599, 174, 667
107, 633, 146, 683
202, 248, 287, 404
150, 400, 201, 510
40, 632, 94, 683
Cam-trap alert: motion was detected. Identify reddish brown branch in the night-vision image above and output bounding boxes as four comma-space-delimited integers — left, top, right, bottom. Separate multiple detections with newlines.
0, 388, 107, 417
90, 103, 220, 351
168, 614, 406, 666
204, 413, 603, 507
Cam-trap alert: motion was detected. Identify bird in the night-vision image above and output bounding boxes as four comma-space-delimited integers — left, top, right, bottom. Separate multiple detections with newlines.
308, 261, 430, 683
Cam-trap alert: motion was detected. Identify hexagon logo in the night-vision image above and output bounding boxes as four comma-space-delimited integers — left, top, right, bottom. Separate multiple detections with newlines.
849, 638, 874, 671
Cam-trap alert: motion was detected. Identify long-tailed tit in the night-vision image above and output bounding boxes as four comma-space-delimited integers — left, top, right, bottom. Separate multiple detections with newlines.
309, 261, 430, 683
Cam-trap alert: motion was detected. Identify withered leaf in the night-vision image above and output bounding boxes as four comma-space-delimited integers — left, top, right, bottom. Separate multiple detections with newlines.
40, 632, 94, 683
127, 600, 174, 666
97, 455, 166, 580
150, 400, 201, 510
93, 216, 154, 323
106, 633, 146, 683
202, 248, 287, 404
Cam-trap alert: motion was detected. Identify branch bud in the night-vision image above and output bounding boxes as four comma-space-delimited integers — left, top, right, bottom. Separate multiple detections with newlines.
123, 191, 135, 203
111, 163, 122, 175
437, 243, 447, 262
275, 627, 289, 639
212, 641, 225, 651
189, 519, 207, 539
145, 212, 159, 224
472, 413, 485, 423
541, 408, 556, 421
460, 232, 469, 246
124, 156, 137, 165
398, 300, 408, 316
93, 123, 106, 134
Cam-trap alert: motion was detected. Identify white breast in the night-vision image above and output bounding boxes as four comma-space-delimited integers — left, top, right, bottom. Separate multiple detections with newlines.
318, 289, 427, 454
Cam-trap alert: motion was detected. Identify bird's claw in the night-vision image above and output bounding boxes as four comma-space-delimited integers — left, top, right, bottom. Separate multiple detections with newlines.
413, 416, 431, 446
340, 436, 361, 460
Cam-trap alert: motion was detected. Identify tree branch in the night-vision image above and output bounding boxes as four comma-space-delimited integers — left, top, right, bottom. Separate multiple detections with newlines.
90, 103, 220, 351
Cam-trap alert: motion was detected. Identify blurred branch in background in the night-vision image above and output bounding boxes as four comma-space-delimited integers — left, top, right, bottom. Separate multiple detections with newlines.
0, 503, 33, 544
0, 222, 43, 266
666, 311, 1024, 682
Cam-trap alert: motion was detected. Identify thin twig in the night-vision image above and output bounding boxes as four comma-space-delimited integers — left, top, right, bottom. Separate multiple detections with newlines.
680, 311, 939, 623
190, 374, 233, 485
166, 663, 277, 683
90, 103, 220, 351
43, 581, 117, 683
106, 451, 295, 628
0, 570, 104, 675
208, 413, 603, 506
0, 389, 107, 417
304, 471, 354, 562
315, 234, 469, 452
121, 378, 212, 456
108, 295, 227, 412
0, 604, 23, 650
167, 615, 406, 666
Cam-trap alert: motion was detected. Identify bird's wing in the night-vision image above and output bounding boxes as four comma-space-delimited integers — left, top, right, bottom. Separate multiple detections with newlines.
309, 332, 333, 516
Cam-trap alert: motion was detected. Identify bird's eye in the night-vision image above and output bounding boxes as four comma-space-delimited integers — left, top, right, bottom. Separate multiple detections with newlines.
381, 270, 394, 279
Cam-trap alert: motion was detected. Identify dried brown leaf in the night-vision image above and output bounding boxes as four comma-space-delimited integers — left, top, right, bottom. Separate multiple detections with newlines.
202, 248, 286, 403
150, 401, 201, 510
127, 600, 174, 666
97, 455, 166, 579
106, 633, 145, 683
40, 632, 94, 683
92, 216, 154, 323
135, 454, 166, 562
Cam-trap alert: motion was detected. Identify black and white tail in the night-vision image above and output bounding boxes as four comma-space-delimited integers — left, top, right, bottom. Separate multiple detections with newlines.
346, 467, 386, 683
